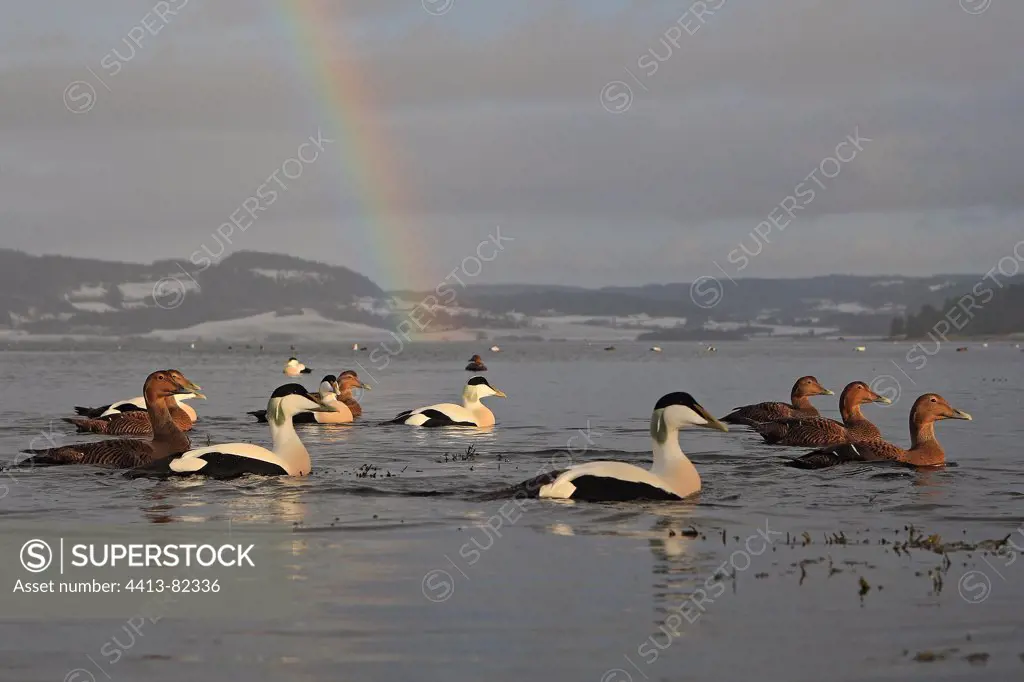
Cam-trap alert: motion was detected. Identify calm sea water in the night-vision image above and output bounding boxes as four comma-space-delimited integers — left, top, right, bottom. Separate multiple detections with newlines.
1, 340, 1022, 681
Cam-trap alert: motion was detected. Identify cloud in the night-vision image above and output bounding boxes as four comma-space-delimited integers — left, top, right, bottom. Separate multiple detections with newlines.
0, 0, 1020, 287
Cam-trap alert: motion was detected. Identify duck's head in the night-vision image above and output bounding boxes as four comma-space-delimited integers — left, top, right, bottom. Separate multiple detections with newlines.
650, 392, 728, 442
144, 370, 205, 400
468, 354, 483, 363
338, 372, 371, 394
266, 383, 327, 425
793, 375, 833, 398
841, 381, 892, 408
464, 375, 506, 401
911, 393, 972, 425
318, 374, 339, 395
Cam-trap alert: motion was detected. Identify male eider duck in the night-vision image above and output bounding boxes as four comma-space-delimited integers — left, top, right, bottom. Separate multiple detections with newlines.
788, 393, 971, 469
16, 371, 201, 468
65, 378, 204, 436
465, 354, 487, 372
283, 357, 312, 376
497, 392, 727, 502
385, 376, 505, 427
131, 384, 327, 479
720, 375, 833, 426
751, 381, 891, 447
73, 392, 201, 421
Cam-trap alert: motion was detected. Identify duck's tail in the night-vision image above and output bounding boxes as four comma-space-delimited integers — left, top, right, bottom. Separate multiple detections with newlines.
62, 417, 110, 434
73, 405, 108, 418
474, 469, 565, 501
786, 443, 863, 469
720, 409, 755, 426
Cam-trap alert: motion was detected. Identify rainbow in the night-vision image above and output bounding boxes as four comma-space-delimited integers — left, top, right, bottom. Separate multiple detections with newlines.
269, 0, 421, 291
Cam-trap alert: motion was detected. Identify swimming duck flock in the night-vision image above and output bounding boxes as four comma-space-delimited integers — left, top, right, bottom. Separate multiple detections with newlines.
6, 354, 972, 498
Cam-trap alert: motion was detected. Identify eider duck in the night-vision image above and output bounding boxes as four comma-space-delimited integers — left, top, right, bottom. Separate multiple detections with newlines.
750, 381, 891, 447
336, 369, 370, 418
15, 370, 200, 468
493, 392, 727, 502
64, 389, 202, 435
788, 393, 971, 469
465, 354, 487, 372
73, 392, 200, 421
130, 384, 326, 479
284, 357, 313, 376
490, 345, 501, 352
384, 376, 506, 427
248, 374, 336, 422
720, 375, 833, 426
248, 373, 370, 424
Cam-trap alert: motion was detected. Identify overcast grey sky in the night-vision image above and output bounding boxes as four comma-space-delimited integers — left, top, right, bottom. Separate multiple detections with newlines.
0, 0, 1021, 289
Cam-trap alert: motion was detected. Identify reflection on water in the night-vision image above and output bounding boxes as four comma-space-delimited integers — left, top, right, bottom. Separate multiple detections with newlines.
1, 341, 1023, 681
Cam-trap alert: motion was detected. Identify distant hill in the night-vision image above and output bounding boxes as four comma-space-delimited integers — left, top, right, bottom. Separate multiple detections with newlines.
0, 248, 1007, 340
0, 249, 388, 336
896, 278, 1024, 338
421, 274, 990, 337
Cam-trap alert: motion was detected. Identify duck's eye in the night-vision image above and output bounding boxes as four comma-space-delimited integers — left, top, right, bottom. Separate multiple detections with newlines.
930, 397, 937, 402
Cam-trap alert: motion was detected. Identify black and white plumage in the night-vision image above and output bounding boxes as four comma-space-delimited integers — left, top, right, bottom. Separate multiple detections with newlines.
383, 376, 506, 427
496, 392, 728, 502
129, 384, 326, 479
74, 393, 200, 421
283, 357, 313, 376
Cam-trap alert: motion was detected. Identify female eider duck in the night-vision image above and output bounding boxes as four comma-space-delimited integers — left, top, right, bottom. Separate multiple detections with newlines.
283, 357, 313, 376
751, 381, 891, 447
335, 370, 370, 418
499, 392, 727, 502
73, 392, 201, 421
720, 375, 833, 426
16, 370, 201, 468
788, 393, 971, 469
385, 376, 505, 427
465, 354, 487, 372
131, 384, 327, 479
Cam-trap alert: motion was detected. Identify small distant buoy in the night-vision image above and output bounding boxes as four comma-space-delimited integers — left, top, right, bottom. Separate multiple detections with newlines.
490, 345, 501, 352
650, 346, 662, 352
854, 346, 866, 352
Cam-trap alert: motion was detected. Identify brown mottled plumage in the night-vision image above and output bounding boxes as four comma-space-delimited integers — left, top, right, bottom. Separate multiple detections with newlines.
17, 370, 201, 468
788, 393, 971, 469
465, 354, 487, 372
721, 376, 833, 426
752, 381, 891, 447
63, 403, 194, 435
